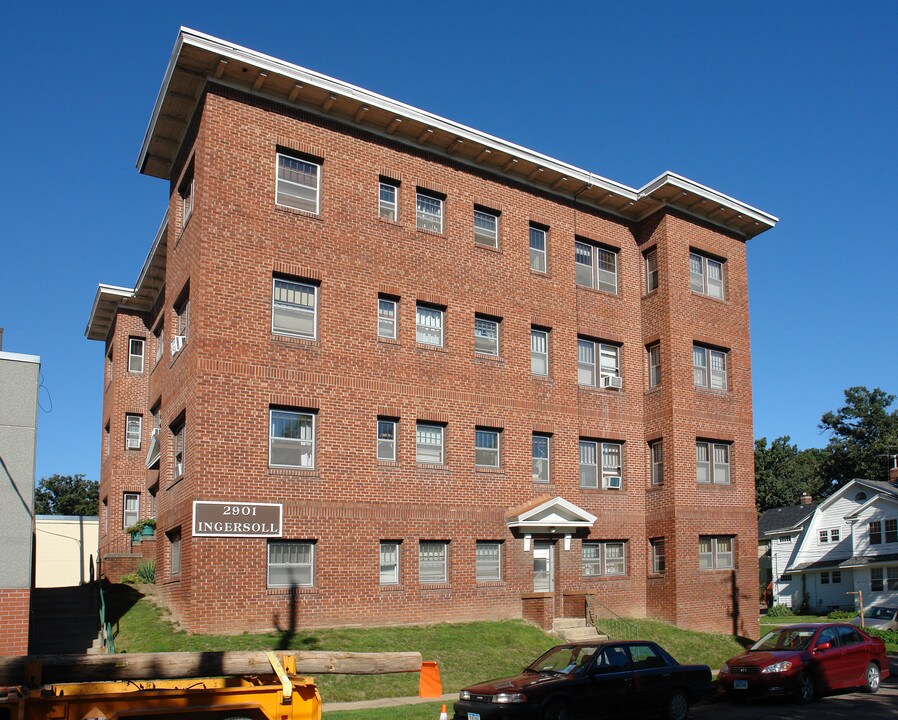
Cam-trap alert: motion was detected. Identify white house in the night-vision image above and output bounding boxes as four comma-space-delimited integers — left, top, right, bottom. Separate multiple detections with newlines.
773, 480, 898, 611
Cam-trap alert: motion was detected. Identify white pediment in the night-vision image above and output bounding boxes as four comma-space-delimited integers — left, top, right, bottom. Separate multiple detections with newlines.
507, 496, 596, 531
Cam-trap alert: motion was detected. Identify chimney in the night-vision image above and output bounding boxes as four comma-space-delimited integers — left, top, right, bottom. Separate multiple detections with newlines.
799, 493, 813, 505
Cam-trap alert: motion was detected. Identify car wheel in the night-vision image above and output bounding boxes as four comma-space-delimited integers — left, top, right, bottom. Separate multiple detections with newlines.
663, 689, 690, 720
863, 662, 881, 694
796, 673, 816, 704
542, 699, 570, 720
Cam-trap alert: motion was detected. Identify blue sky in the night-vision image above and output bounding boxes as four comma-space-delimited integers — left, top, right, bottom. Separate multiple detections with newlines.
2, 2, 896, 482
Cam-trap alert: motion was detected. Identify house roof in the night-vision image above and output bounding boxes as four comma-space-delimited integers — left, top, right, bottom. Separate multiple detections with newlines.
839, 553, 898, 569
844, 493, 898, 519
758, 502, 819, 538
787, 557, 847, 573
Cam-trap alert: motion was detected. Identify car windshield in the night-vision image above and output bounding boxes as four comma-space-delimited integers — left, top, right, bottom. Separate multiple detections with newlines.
750, 628, 815, 651
527, 645, 598, 675
864, 607, 897, 620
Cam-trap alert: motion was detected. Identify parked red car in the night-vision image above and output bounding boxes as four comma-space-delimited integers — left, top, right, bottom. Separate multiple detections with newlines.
718, 623, 890, 703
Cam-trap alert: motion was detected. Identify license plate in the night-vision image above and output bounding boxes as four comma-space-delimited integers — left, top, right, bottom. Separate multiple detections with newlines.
467, 714, 481, 720
734, 679, 748, 690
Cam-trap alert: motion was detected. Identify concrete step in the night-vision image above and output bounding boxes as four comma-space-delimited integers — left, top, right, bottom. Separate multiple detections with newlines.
552, 617, 587, 630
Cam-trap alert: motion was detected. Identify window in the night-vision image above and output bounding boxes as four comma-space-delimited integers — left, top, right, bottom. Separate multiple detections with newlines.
699, 536, 734, 570
871, 567, 898, 592
474, 316, 499, 356
582, 541, 627, 577
650, 538, 665, 575
475, 429, 500, 468
269, 409, 315, 468
650, 441, 664, 485
693, 345, 728, 390
377, 419, 396, 461
575, 240, 617, 293
173, 294, 189, 350
869, 521, 883, 545
885, 518, 898, 543
473, 208, 499, 248
380, 541, 400, 585
268, 541, 315, 587
416, 305, 443, 347
529, 225, 547, 272
102, 496, 108, 534
154, 323, 164, 365
777, 535, 793, 544
416, 423, 444, 464
419, 541, 448, 583
579, 440, 622, 489
696, 441, 730, 484
272, 278, 317, 339
125, 414, 142, 450
855, 491, 868, 502
647, 344, 661, 388
645, 248, 658, 293
104, 423, 110, 457
123, 493, 140, 529
531, 328, 549, 376
821, 571, 841, 585
379, 181, 398, 221
821, 571, 830, 584
171, 421, 185, 479
476, 542, 502, 581
180, 167, 194, 228
106, 348, 113, 384
416, 191, 443, 232
690, 251, 724, 299
577, 338, 620, 387
128, 338, 145, 373
819, 530, 829, 543
168, 528, 181, 576
532, 434, 550, 483
378, 297, 398, 339
831, 528, 840, 542
276, 153, 320, 214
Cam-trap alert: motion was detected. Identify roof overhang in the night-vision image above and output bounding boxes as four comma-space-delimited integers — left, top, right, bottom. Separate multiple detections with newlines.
845, 494, 898, 519
85, 218, 168, 341
139, 28, 777, 239
506, 496, 597, 534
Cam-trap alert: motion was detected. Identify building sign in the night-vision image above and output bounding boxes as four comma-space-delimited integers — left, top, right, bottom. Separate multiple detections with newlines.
192, 501, 283, 538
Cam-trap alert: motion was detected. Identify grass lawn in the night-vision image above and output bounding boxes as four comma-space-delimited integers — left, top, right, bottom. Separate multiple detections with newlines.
326, 703, 447, 720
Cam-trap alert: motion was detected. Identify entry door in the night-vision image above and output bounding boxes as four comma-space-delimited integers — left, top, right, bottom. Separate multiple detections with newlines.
533, 541, 554, 592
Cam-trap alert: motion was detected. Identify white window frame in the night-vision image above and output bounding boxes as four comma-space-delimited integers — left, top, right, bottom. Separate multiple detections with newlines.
272, 278, 318, 340
699, 535, 733, 570
180, 172, 194, 229
377, 419, 397, 462
416, 191, 443, 233
475, 428, 501, 468
645, 248, 658, 293
415, 305, 444, 347
123, 492, 140, 529
650, 538, 666, 575
869, 521, 883, 545
476, 541, 502, 581
269, 409, 316, 469
532, 434, 550, 483
125, 414, 142, 450
172, 422, 185, 479
378, 297, 398, 339
380, 541, 400, 585
819, 530, 829, 543
276, 153, 320, 214
693, 345, 728, 390
690, 251, 724, 299
379, 181, 398, 221
129, 338, 145, 373
419, 541, 448, 584
582, 541, 627, 577
474, 316, 499, 356
871, 567, 898, 592
580, 441, 621, 489
601, 442, 623, 489
529, 225, 547, 272
531, 328, 549, 376
647, 344, 661, 388
473, 208, 499, 248
650, 441, 664, 485
578, 339, 620, 387
575, 240, 618, 294
267, 541, 315, 588
169, 528, 182, 576
696, 441, 730, 484
154, 324, 164, 365
175, 297, 189, 343
416, 423, 444, 465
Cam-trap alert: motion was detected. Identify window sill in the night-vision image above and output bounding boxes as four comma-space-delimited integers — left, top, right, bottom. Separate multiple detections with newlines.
576, 284, 620, 299
690, 291, 727, 304
531, 375, 553, 383
476, 580, 506, 588
695, 386, 731, 397
419, 582, 451, 590
643, 288, 659, 299
647, 483, 664, 491
416, 463, 449, 472
161, 578, 181, 586
645, 385, 662, 396
696, 482, 733, 489
167, 475, 185, 490
475, 467, 504, 474
267, 586, 319, 595
275, 204, 322, 221
532, 480, 553, 486
700, 568, 736, 573
377, 336, 400, 346
579, 486, 627, 493
272, 333, 319, 347
647, 573, 666, 580
473, 353, 502, 364
377, 216, 401, 227
582, 575, 628, 582
529, 268, 550, 278
377, 460, 400, 469
578, 384, 623, 395
415, 226, 444, 237
380, 584, 404, 593
415, 342, 447, 353
269, 467, 318, 478
473, 242, 501, 254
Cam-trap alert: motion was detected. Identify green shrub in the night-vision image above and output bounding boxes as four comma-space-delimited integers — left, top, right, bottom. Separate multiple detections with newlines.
137, 559, 156, 584
125, 517, 156, 535
120, 573, 140, 584
766, 603, 794, 617
864, 627, 898, 645
827, 610, 856, 620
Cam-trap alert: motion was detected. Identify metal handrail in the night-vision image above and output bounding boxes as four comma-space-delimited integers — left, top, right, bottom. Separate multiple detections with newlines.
585, 594, 638, 640
98, 581, 115, 654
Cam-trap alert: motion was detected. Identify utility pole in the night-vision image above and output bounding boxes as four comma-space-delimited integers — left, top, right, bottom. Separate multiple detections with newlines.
847, 590, 864, 628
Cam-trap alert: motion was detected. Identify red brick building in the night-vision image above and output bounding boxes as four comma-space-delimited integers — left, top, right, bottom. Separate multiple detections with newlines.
86, 29, 776, 637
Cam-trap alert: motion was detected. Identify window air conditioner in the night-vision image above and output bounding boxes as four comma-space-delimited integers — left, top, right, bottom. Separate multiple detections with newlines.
601, 375, 623, 389
170, 335, 186, 355
605, 476, 623, 490
126, 437, 141, 450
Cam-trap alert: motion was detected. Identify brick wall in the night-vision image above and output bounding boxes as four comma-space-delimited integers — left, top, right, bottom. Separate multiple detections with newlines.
0, 588, 30, 656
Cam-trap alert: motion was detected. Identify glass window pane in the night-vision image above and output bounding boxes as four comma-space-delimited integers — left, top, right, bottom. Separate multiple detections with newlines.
575, 242, 593, 287
416, 193, 442, 232
578, 339, 596, 386
416, 424, 443, 464
474, 317, 499, 355
532, 435, 550, 482
277, 155, 319, 213
476, 542, 501, 581
474, 210, 498, 247
690, 253, 704, 293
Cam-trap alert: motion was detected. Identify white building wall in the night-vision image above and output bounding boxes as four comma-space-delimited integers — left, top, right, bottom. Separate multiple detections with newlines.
35, 516, 99, 587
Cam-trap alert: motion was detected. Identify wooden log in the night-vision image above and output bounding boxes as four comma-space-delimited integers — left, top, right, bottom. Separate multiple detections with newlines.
0, 650, 423, 685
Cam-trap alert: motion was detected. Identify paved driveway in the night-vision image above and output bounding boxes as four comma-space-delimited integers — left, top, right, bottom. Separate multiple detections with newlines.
691, 655, 898, 719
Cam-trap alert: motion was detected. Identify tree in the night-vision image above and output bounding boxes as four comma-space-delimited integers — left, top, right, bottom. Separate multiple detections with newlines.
34, 474, 99, 516
754, 436, 824, 512
819, 386, 898, 492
